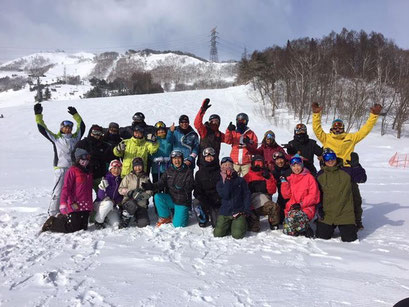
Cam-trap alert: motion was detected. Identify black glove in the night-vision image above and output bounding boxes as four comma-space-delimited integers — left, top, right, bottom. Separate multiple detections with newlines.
227, 122, 236, 131
34, 103, 43, 115
262, 169, 271, 179
346, 152, 359, 167
201, 98, 211, 112
141, 181, 154, 191
67, 106, 77, 115
290, 203, 301, 211
242, 136, 253, 145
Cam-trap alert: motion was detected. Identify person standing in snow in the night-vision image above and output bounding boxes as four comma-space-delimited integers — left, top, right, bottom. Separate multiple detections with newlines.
280, 154, 320, 237
34, 103, 86, 216
316, 149, 367, 242
119, 112, 156, 140
149, 121, 173, 184
169, 115, 199, 169
214, 157, 251, 239
102, 122, 122, 163
41, 148, 93, 233
224, 113, 258, 176
311, 102, 382, 229
194, 98, 225, 167
94, 159, 123, 229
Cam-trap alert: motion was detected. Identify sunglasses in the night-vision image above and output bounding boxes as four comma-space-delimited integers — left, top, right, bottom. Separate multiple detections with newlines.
203, 147, 216, 157
91, 129, 103, 136
221, 157, 233, 164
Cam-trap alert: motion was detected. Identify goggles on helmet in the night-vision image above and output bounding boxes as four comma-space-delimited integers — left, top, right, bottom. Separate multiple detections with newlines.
170, 150, 183, 158
295, 123, 307, 134
266, 133, 275, 140
155, 121, 166, 129
290, 156, 303, 166
332, 120, 344, 129
221, 156, 233, 164
202, 147, 216, 157
273, 151, 285, 160
61, 120, 74, 128
323, 152, 337, 162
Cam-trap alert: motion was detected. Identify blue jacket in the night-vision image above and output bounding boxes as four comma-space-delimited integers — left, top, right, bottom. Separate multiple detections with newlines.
169, 126, 199, 166
150, 130, 173, 174
216, 173, 251, 216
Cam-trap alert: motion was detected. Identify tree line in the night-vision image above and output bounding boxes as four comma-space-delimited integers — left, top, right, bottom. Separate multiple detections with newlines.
237, 28, 409, 138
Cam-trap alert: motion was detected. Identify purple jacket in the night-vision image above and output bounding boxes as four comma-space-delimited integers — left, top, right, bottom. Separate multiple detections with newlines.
96, 172, 123, 204
60, 165, 93, 214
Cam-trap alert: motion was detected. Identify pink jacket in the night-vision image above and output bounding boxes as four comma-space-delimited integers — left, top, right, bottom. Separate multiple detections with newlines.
281, 168, 320, 220
60, 165, 94, 214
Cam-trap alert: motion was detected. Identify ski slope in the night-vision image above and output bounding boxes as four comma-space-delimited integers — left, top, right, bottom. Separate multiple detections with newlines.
0, 85, 409, 306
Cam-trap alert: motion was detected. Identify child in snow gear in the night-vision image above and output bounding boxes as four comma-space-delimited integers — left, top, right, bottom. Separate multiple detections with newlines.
281, 154, 320, 237
316, 150, 367, 242
224, 113, 258, 176
285, 123, 323, 176
243, 156, 280, 231
94, 159, 123, 229
34, 103, 86, 216
194, 98, 225, 167
247, 130, 287, 171
214, 157, 251, 239
193, 147, 222, 228
169, 115, 199, 169
73, 124, 112, 192
117, 157, 153, 228
271, 152, 292, 223
114, 125, 159, 178
142, 150, 194, 228
149, 121, 173, 183
41, 148, 93, 233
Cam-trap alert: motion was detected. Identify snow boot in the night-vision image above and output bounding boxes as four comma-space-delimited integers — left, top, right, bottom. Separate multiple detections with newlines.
119, 210, 132, 229
156, 217, 172, 227
41, 216, 55, 232
356, 220, 364, 230
95, 222, 105, 230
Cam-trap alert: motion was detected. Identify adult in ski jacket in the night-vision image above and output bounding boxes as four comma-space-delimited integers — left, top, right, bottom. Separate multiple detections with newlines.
102, 122, 122, 163
271, 152, 292, 223
119, 111, 156, 140
34, 103, 86, 216
311, 102, 383, 166
194, 98, 225, 167
224, 113, 258, 176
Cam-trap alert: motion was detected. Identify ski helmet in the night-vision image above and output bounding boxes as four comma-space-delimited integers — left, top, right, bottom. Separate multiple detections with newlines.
109, 159, 122, 170
132, 112, 145, 122
60, 120, 74, 129
251, 155, 265, 168
109, 122, 119, 129
170, 150, 184, 159
294, 123, 307, 134
202, 147, 216, 157
272, 151, 286, 161
220, 156, 233, 164
236, 113, 249, 125
209, 114, 221, 123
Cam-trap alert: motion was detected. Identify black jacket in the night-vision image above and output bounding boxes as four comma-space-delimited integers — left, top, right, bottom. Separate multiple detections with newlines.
102, 132, 122, 163
197, 123, 223, 167
287, 134, 323, 176
194, 160, 221, 209
272, 164, 292, 207
155, 164, 194, 206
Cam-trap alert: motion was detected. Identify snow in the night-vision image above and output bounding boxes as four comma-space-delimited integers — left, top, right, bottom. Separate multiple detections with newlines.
0, 85, 409, 306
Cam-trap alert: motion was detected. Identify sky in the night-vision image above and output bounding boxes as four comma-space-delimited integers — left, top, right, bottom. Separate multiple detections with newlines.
1, 0, 409, 63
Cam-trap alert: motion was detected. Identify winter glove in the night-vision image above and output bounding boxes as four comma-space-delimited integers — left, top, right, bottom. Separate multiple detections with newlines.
146, 133, 157, 143
346, 152, 360, 167
127, 189, 138, 199
141, 181, 154, 191
227, 121, 236, 131
370, 103, 383, 115
201, 98, 211, 112
262, 169, 271, 179
242, 136, 253, 145
279, 176, 287, 183
311, 102, 322, 113
34, 103, 43, 115
290, 203, 301, 211
98, 178, 109, 191
116, 142, 126, 152
67, 106, 77, 115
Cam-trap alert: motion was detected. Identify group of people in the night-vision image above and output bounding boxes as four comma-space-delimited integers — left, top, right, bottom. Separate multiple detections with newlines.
36, 98, 383, 242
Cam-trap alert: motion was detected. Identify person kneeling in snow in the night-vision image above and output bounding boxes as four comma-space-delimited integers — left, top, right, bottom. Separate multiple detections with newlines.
117, 157, 153, 228
93, 160, 123, 229
214, 157, 251, 239
141, 150, 195, 228
41, 148, 93, 233
281, 154, 320, 237
316, 149, 367, 242
243, 155, 280, 231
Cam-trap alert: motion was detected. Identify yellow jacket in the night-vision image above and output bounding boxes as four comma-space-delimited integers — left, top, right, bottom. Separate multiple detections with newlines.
312, 112, 379, 166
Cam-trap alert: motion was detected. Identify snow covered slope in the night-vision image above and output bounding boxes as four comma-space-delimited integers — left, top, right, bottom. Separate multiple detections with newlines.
0, 86, 409, 306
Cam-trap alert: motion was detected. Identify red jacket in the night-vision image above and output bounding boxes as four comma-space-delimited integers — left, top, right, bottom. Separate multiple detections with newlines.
224, 128, 258, 165
243, 169, 277, 195
281, 168, 320, 220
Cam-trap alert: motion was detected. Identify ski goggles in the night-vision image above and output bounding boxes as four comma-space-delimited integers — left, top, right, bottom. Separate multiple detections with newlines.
290, 156, 303, 166
109, 160, 122, 169
61, 120, 74, 128
331, 120, 344, 129
295, 123, 307, 134
155, 121, 166, 129
253, 160, 264, 167
265, 133, 275, 140
273, 151, 285, 160
323, 152, 337, 162
170, 150, 183, 158
221, 157, 233, 164
91, 129, 103, 136
202, 147, 216, 157
209, 118, 220, 125
79, 154, 91, 161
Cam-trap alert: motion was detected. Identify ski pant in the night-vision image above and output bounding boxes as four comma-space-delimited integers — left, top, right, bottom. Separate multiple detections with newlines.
49, 167, 69, 216
316, 222, 358, 242
154, 193, 189, 228
247, 201, 281, 232
192, 199, 219, 228
283, 209, 311, 236
47, 211, 90, 233
233, 163, 250, 177
351, 182, 363, 223
94, 199, 120, 227
214, 215, 247, 239
122, 200, 150, 228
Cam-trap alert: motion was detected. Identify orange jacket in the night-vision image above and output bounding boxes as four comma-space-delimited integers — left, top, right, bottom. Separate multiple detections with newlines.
224, 128, 258, 165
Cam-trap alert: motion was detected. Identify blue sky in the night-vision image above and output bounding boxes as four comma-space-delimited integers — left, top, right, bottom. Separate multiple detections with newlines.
1, 0, 408, 62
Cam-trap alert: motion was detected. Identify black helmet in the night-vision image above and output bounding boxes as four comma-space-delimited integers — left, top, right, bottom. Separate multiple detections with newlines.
236, 113, 249, 125
132, 112, 145, 122
294, 123, 307, 134
209, 114, 220, 123
251, 155, 264, 165
179, 115, 189, 123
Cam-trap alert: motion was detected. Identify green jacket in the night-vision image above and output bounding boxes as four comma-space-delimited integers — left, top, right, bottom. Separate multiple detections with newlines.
317, 165, 355, 225
113, 137, 159, 178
